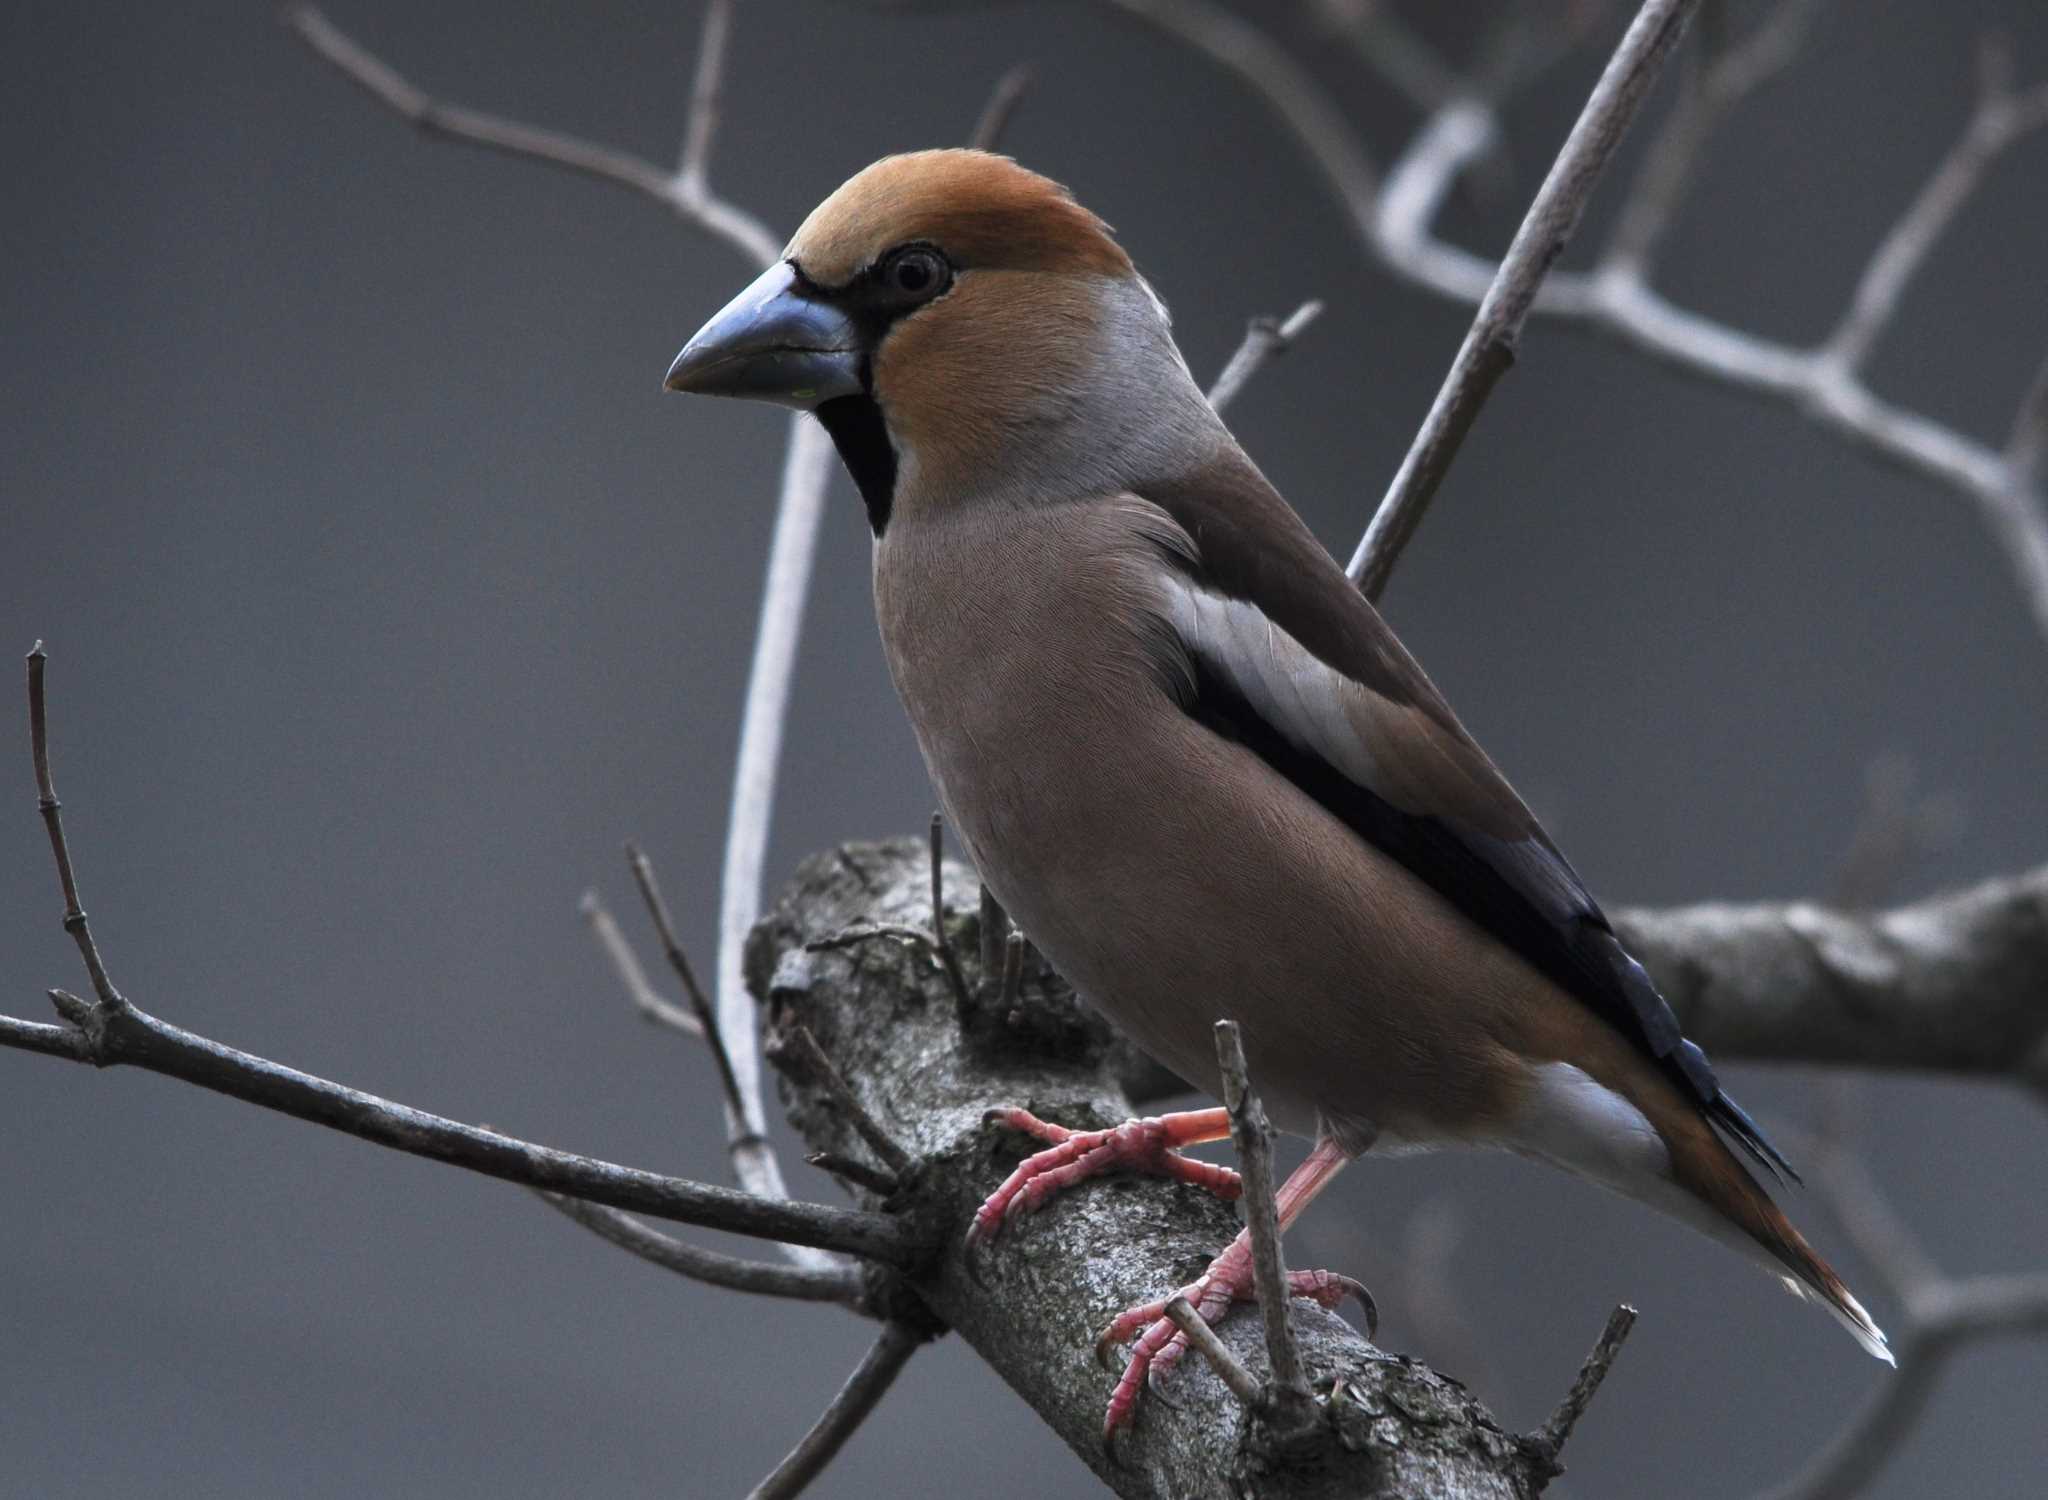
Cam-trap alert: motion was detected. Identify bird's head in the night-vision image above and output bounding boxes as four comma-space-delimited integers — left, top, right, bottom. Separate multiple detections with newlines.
665, 149, 1216, 532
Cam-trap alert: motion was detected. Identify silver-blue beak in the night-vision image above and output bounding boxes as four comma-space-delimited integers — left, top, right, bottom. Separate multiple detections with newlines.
663, 261, 864, 409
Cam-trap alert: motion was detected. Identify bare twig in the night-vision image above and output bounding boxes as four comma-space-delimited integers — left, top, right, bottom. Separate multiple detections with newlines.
744, 1319, 925, 1500
289, 1, 845, 1245
1116, 0, 2048, 645
1310, 0, 1461, 115
775, 1025, 914, 1176
6, 986, 914, 1262
625, 842, 743, 1117
717, 416, 839, 1219
1348, 0, 1703, 599
925, 813, 973, 1009
977, 884, 1010, 981
28, 644, 124, 1013
0, 1012, 92, 1061
284, 3, 780, 267
1214, 1020, 1312, 1419
536, 1192, 864, 1305
1822, 40, 2048, 375
1601, 0, 1825, 278
1745, 1092, 2048, 1500
998, 930, 1025, 1010
579, 888, 703, 1037
968, 63, 1034, 151
677, 0, 735, 192
2011, 346, 2048, 488
1206, 300, 1326, 416
807, 1151, 903, 1196
9, 647, 912, 1265
1162, 1294, 1264, 1408
1532, 1303, 1639, 1459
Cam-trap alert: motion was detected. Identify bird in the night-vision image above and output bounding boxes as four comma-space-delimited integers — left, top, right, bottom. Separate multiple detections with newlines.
664, 148, 1892, 1437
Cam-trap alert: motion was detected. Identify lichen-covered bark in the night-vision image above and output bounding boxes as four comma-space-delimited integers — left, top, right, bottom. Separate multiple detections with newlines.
748, 840, 1549, 1500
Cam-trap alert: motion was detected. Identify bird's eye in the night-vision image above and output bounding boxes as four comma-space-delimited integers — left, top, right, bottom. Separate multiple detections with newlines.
883, 246, 948, 300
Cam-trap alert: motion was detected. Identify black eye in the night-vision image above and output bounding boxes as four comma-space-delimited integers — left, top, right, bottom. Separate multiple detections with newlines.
884, 246, 947, 299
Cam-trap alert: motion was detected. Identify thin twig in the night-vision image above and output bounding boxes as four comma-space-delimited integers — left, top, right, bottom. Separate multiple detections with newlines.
744, 1320, 924, 1500
1348, 0, 1704, 599
7, 987, 915, 1263
536, 1191, 864, 1304
925, 813, 973, 1009
776, 1025, 914, 1176
580, 888, 704, 1037
968, 63, 1034, 151
1822, 42, 2048, 375
288, 0, 845, 1249
977, 884, 1010, 983
1600, 0, 1825, 278
283, 3, 780, 268
717, 417, 839, 1243
677, 0, 735, 192
1310, 0, 1461, 114
1118, 0, 2048, 645
807, 1151, 902, 1196
1533, 1303, 1638, 1457
12, 646, 911, 1264
1162, 1294, 1264, 1408
1206, 300, 1326, 415
1746, 1087, 2048, 1500
998, 930, 1025, 1010
2010, 346, 2048, 489
0, 1012, 91, 1061
1214, 1020, 1312, 1416
27, 644, 124, 1012
625, 842, 745, 1120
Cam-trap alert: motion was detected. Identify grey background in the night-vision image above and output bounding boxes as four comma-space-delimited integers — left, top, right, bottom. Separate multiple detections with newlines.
4, 2, 2044, 1496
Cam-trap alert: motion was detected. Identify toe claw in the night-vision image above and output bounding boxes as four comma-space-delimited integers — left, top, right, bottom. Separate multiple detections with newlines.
962, 1226, 992, 1288
1145, 1361, 1182, 1410
1094, 1321, 1128, 1371
1102, 1419, 1134, 1467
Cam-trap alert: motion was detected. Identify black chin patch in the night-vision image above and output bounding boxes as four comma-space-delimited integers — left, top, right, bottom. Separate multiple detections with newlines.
814, 394, 897, 537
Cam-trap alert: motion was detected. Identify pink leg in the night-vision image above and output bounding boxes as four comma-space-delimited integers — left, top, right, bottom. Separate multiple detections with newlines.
1097, 1137, 1372, 1441
965, 1107, 1240, 1256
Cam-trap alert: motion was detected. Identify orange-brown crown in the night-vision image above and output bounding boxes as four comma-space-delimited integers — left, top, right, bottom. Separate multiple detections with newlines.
786, 150, 1132, 288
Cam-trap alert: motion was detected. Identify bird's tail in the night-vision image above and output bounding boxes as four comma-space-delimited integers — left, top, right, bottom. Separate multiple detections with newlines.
1661, 1109, 1894, 1364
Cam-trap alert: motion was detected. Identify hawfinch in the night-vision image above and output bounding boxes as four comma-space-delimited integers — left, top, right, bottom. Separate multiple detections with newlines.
666, 150, 1890, 1436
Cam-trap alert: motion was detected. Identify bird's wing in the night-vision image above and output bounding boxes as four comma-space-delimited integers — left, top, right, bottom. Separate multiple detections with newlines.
1130, 468, 1793, 1180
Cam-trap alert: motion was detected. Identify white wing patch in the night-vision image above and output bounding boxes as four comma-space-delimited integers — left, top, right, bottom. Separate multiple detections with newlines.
1157, 572, 1384, 790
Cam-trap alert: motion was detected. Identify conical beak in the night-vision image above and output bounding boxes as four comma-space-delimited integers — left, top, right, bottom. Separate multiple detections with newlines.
663, 261, 864, 410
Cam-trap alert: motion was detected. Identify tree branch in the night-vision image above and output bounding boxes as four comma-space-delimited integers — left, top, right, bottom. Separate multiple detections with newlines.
7, 986, 914, 1263
580, 888, 704, 1038
284, 3, 780, 267
1348, 0, 1703, 599
750, 839, 1611, 1498
1111, 0, 2048, 645
1614, 862, 2048, 1084
1821, 38, 2048, 375
1206, 300, 1325, 415
1214, 1019, 1313, 1424
968, 63, 1033, 152
536, 1192, 865, 1305
744, 1319, 926, 1500
1745, 1086, 2048, 1500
